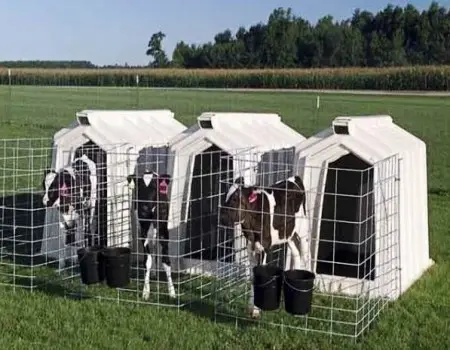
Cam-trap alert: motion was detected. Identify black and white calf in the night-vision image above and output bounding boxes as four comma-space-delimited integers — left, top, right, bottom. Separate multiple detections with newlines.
42, 155, 98, 247
220, 175, 310, 318
127, 170, 175, 299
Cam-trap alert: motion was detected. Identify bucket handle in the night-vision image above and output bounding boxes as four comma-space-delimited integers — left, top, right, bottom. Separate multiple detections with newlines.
254, 275, 281, 288
283, 277, 316, 293
78, 251, 89, 263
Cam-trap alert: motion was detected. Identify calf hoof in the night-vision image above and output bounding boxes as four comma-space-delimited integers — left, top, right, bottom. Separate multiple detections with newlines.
248, 306, 261, 319
168, 287, 176, 299
142, 287, 150, 301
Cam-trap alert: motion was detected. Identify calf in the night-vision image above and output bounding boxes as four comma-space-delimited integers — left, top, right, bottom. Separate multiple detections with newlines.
42, 155, 98, 247
127, 170, 175, 299
220, 175, 310, 318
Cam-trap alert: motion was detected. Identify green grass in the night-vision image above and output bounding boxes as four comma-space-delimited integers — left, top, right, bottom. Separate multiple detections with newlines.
0, 85, 449, 349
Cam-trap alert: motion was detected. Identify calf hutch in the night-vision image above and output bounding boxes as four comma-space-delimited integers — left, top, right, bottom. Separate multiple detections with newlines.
293, 115, 433, 300
41, 109, 187, 269
163, 112, 306, 277
213, 114, 433, 340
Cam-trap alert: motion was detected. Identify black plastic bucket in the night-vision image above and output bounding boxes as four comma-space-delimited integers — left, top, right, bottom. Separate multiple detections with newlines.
283, 269, 316, 315
103, 247, 131, 288
252, 265, 283, 311
77, 246, 106, 285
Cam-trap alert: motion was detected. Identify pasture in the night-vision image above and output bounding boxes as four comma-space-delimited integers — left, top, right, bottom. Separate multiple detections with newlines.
0, 86, 449, 349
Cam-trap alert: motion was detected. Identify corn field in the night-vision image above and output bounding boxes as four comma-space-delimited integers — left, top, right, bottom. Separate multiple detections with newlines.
0, 66, 449, 90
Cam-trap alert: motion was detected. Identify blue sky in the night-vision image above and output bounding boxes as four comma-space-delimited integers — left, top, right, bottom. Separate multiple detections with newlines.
0, 0, 443, 66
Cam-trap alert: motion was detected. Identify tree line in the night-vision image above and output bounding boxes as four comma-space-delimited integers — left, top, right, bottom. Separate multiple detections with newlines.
1, 3, 448, 70
147, 2, 450, 68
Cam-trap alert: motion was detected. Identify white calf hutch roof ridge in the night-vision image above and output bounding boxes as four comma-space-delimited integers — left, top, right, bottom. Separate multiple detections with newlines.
170, 112, 303, 149
41, 109, 187, 266
54, 109, 184, 149
164, 112, 307, 275
294, 114, 433, 300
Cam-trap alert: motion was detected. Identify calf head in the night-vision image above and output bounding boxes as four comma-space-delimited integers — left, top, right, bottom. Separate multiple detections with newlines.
42, 169, 74, 209
220, 177, 262, 249
127, 170, 171, 217
42, 169, 78, 229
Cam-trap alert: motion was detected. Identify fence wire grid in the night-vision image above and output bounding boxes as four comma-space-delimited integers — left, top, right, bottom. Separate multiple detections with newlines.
214, 148, 401, 340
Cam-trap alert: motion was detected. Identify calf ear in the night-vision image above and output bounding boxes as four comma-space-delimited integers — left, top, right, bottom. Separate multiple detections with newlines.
126, 174, 134, 184
127, 174, 138, 191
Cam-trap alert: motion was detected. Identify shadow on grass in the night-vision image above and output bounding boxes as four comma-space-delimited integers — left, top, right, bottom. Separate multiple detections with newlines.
182, 298, 258, 330
35, 279, 73, 297
0, 192, 66, 289
129, 264, 256, 328
0, 192, 46, 264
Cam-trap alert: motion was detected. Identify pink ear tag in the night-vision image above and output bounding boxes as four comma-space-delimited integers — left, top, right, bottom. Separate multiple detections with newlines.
159, 180, 168, 194
60, 183, 69, 197
248, 191, 257, 203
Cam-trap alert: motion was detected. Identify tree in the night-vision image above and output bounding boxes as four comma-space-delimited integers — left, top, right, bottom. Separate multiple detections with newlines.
150, 3, 450, 69
338, 22, 365, 67
146, 32, 169, 68
171, 41, 193, 68
214, 29, 233, 45
262, 7, 299, 68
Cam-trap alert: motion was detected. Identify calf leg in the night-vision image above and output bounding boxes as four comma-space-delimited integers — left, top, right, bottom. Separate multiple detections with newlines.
88, 202, 98, 246
285, 246, 292, 271
287, 238, 302, 270
64, 222, 76, 246
296, 215, 311, 271
297, 232, 311, 271
247, 242, 261, 319
159, 223, 176, 299
140, 220, 154, 300
83, 209, 93, 247
76, 214, 85, 247
260, 250, 267, 266
292, 213, 311, 271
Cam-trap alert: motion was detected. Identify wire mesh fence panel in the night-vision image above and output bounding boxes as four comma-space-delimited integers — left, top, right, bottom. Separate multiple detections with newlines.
0, 139, 248, 309
41, 143, 222, 308
0, 138, 56, 290
215, 148, 400, 341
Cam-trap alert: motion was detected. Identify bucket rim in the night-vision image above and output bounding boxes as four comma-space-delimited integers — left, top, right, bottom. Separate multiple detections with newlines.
253, 265, 283, 288
253, 265, 283, 275
102, 247, 131, 256
77, 245, 105, 254
284, 269, 316, 281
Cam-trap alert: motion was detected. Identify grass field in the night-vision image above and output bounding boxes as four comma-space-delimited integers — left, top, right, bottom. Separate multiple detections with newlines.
0, 86, 449, 349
